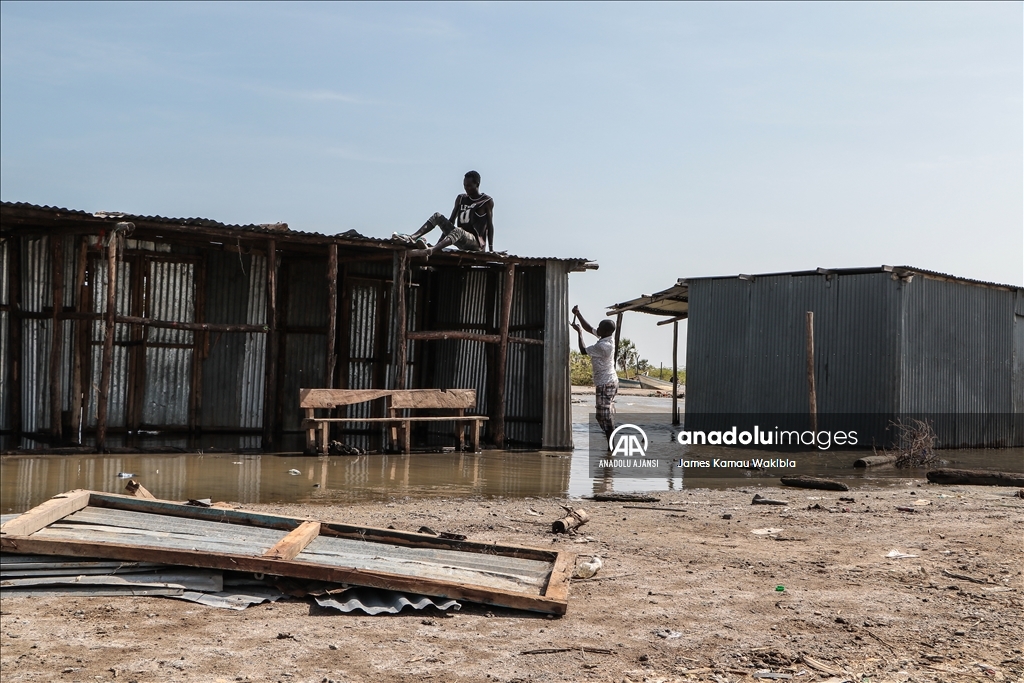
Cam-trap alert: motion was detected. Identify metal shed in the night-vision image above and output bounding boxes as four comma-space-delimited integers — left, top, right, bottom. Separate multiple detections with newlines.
610, 266, 1024, 448
1, 202, 596, 453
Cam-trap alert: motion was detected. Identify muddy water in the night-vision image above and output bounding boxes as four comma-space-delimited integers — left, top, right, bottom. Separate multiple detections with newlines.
2, 396, 1022, 513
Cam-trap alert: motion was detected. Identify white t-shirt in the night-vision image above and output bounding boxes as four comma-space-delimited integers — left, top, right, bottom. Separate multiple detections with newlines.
586, 336, 618, 387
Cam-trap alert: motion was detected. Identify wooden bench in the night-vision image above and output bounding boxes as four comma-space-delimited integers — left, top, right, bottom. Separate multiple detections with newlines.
300, 388, 488, 455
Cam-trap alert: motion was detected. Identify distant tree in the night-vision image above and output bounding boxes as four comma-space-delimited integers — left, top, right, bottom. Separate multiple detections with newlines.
570, 350, 594, 386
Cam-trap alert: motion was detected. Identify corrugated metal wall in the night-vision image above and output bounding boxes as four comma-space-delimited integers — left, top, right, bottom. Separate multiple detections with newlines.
542, 260, 572, 449
687, 272, 901, 415
900, 276, 1020, 446
280, 257, 328, 432
2, 229, 576, 452
685, 271, 1022, 447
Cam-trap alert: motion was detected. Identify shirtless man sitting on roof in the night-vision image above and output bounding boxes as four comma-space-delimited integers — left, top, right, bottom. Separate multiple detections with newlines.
405, 171, 494, 257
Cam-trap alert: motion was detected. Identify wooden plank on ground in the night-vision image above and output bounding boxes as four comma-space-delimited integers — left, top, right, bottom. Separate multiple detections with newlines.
541, 550, 576, 603
303, 416, 487, 424
263, 521, 321, 560
0, 490, 91, 537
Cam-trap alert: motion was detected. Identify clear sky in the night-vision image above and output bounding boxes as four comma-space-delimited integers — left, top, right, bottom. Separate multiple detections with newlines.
2, 2, 1021, 367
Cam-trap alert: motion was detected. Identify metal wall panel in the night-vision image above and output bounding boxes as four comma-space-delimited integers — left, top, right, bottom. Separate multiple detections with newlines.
542, 260, 572, 449
201, 250, 263, 429
20, 237, 51, 433
281, 258, 328, 432
506, 267, 545, 446
900, 276, 1019, 446
142, 260, 194, 426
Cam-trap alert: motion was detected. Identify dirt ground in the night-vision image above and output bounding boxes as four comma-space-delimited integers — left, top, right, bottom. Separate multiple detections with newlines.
2, 483, 1022, 683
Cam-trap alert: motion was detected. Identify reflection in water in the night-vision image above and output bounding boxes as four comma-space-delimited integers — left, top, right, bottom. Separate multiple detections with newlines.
3, 398, 1022, 513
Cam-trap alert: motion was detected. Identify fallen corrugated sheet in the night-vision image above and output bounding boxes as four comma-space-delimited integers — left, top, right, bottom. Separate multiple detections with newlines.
314, 587, 460, 615
0, 490, 573, 614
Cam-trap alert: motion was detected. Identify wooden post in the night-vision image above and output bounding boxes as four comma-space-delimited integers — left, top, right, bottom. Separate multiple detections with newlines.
325, 243, 338, 388
96, 228, 121, 452
9, 236, 22, 439
493, 263, 515, 447
262, 239, 278, 450
806, 311, 817, 434
672, 320, 680, 426
613, 313, 623, 366
69, 238, 89, 443
49, 236, 64, 440
392, 250, 408, 390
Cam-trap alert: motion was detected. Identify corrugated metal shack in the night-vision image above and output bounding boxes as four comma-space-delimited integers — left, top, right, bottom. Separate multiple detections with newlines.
0, 202, 595, 453
610, 266, 1024, 448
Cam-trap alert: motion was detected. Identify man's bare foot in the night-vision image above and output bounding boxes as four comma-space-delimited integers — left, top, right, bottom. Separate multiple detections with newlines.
408, 248, 431, 259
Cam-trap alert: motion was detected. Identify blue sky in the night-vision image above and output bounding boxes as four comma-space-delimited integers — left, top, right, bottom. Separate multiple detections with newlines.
1, 2, 1021, 366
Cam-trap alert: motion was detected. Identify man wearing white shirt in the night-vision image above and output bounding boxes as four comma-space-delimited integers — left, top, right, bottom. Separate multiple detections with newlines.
571, 306, 618, 441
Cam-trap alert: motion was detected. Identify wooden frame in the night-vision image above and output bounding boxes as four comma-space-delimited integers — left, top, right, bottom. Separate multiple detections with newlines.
1, 491, 573, 615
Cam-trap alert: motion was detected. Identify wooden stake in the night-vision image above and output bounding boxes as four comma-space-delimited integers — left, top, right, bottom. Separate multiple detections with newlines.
806, 311, 817, 434
493, 264, 515, 447
69, 238, 89, 443
49, 235, 64, 440
392, 250, 407, 389
96, 229, 121, 452
262, 239, 278, 450
9, 236, 22, 438
325, 243, 338, 388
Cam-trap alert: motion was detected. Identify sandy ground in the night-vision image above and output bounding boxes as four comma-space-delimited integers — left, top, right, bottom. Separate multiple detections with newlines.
1, 483, 1022, 683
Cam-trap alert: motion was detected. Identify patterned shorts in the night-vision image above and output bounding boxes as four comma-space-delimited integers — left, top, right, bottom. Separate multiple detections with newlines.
595, 382, 618, 435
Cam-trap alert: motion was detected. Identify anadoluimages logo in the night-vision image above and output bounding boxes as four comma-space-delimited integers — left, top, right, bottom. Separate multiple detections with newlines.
608, 424, 649, 457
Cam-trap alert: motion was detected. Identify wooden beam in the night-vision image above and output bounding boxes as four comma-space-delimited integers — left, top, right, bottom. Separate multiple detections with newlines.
9, 235, 22, 438
304, 416, 488, 424
0, 490, 90, 537
613, 312, 623, 363
389, 388, 476, 410
299, 388, 394, 408
493, 264, 516, 447
111, 316, 269, 333
404, 330, 541, 345
96, 229, 120, 451
392, 250, 408, 389
69, 237, 89, 443
541, 550, 576, 603
325, 244, 338, 388
262, 239, 278, 449
656, 314, 687, 326
263, 521, 321, 560
48, 235, 64, 440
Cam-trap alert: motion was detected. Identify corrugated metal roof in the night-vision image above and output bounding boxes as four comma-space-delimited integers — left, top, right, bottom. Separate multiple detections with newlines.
608, 265, 1022, 318
1, 201, 598, 269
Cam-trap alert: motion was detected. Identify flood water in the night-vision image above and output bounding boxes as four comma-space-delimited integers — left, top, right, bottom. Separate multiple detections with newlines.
2, 395, 1022, 513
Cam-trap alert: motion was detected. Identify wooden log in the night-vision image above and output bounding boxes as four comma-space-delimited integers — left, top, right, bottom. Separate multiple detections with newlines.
262, 239, 277, 449
780, 475, 849, 491
552, 508, 589, 533
590, 493, 660, 503
854, 454, 898, 468
751, 494, 789, 506
806, 311, 817, 434
96, 228, 120, 452
493, 264, 515, 447
124, 479, 155, 499
110, 316, 268, 333
325, 244, 338, 388
392, 250, 407, 389
48, 235, 64, 440
263, 521, 321, 560
926, 469, 1024, 487
0, 490, 91, 536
